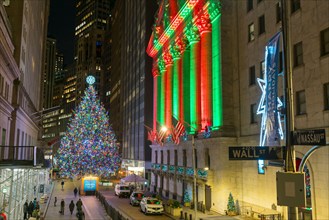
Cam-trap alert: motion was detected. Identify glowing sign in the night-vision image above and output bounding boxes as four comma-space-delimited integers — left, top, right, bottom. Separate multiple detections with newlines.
257, 32, 283, 174
86, 75, 95, 85
84, 179, 96, 191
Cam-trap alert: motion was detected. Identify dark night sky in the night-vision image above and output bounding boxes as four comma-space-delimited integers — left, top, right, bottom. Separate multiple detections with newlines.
48, 0, 75, 66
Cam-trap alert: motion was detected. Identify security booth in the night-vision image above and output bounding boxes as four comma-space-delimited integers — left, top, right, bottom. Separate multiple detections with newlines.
80, 176, 99, 195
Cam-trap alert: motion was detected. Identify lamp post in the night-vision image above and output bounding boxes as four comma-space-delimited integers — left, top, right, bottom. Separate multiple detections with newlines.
192, 134, 197, 220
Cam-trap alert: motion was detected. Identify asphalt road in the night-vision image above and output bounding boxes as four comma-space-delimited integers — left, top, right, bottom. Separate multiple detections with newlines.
100, 190, 172, 220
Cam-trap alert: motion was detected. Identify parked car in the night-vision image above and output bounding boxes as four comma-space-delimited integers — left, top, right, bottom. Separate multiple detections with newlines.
130, 191, 144, 206
140, 197, 164, 215
114, 184, 130, 198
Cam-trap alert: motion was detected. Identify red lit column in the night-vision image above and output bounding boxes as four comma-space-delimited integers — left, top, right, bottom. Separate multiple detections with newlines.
185, 25, 201, 132
152, 65, 160, 131
197, 13, 212, 129
164, 52, 173, 129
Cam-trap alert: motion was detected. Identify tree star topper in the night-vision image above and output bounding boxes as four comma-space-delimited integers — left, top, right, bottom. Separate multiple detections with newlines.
86, 75, 96, 85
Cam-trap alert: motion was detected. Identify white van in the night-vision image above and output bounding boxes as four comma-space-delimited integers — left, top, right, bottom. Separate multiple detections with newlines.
115, 184, 131, 198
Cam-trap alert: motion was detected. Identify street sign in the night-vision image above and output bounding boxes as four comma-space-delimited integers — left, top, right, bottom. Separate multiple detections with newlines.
292, 129, 326, 146
229, 146, 285, 160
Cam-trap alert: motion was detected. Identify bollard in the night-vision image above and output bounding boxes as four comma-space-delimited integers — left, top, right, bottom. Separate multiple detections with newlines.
180, 210, 184, 220
189, 213, 192, 220
185, 212, 188, 220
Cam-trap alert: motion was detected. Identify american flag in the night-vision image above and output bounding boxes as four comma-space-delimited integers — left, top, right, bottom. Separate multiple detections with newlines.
172, 120, 185, 145
157, 128, 167, 145
147, 130, 157, 143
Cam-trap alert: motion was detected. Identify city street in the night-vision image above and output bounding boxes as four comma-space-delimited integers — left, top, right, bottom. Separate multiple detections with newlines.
99, 189, 172, 220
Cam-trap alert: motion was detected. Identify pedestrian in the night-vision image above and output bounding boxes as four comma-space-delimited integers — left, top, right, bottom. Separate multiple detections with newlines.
28, 201, 34, 218
76, 198, 83, 211
60, 199, 65, 215
69, 200, 75, 215
23, 200, 28, 220
54, 196, 57, 207
74, 187, 78, 197
76, 209, 85, 220
33, 198, 37, 210
61, 180, 64, 189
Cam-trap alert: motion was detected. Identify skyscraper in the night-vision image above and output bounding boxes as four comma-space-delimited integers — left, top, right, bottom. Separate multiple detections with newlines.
75, 0, 112, 103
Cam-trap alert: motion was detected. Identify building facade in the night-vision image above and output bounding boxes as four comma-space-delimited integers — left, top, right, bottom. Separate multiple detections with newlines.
118, 0, 157, 179
0, 0, 50, 219
147, 0, 329, 219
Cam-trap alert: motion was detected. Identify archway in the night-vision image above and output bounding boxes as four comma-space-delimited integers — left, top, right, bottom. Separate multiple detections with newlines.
296, 158, 312, 220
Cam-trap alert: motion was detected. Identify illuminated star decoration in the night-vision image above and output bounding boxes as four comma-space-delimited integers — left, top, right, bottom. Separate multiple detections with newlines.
56, 83, 121, 178
256, 77, 284, 147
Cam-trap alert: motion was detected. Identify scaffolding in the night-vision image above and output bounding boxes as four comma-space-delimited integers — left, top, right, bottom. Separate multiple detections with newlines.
0, 168, 49, 220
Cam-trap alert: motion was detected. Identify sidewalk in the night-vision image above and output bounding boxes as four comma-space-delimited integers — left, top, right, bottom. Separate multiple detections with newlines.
41, 179, 80, 219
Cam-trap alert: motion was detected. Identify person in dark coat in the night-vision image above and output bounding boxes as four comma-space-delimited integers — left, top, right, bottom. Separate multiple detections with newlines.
76, 209, 85, 220
54, 196, 57, 206
76, 198, 83, 211
23, 200, 28, 220
60, 199, 65, 215
74, 187, 78, 197
28, 201, 34, 218
69, 200, 75, 215
61, 180, 64, 189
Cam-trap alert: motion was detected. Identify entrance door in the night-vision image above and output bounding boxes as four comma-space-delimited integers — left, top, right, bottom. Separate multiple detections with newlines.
205, 185, 211, 211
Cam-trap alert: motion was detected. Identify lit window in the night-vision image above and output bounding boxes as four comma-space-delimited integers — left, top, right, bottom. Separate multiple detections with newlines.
293, 42, 303, 67
248, 23, 255, 42
324, 83, 329, 110
296, 90, 306, 115
320, 27, 329, 57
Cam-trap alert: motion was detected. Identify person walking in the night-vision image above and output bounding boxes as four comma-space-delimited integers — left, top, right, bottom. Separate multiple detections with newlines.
69, 200, 75, 215
60, 199, 65, 215
76, 198, 83, 211
74, 187, 78, 197
54, 196, 57, 207
61, 180, 64, 189
76, 209, 85, 220
28, 201, 34, 219
23, 200, 28, 220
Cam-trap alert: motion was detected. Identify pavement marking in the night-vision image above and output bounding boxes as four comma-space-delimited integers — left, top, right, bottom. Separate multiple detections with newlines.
81, 197, 92, 217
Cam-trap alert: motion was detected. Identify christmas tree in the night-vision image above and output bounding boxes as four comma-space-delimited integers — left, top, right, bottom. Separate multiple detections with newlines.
227, 192, 236, 213
56, 81, 121, 178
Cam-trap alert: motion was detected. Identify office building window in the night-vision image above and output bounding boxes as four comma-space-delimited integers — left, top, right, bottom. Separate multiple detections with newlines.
248, 23, 255, 42
250, 103, 257, 124
296, 90, 306, 115
183, 149, 187, 167
249, 65, 256, 85
174, 150, 177, 166
247, 0, 253, 12
320, 27, 329, 56
324, 83, 329, 110
160, 150, 163, 164
291, 0, 301, 13
276, 3, 281, 23
260, 60, 265, 79
258, 15, 265, 35
293, 42, 303, 67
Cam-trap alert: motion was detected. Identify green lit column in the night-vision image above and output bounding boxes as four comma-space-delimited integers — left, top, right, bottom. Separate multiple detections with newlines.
158, 59, 166, 126
164, 52, 174, 129
170, 44, 182, 121
182, 42, 191, 133
185, 25, 201, 132
210, 3, 223, 129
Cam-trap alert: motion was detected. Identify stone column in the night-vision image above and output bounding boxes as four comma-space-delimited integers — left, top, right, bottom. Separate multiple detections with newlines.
152, 65, 160, 131
197, 13, 213, 129
185, 25, 201, 132
163, 52, 173, 129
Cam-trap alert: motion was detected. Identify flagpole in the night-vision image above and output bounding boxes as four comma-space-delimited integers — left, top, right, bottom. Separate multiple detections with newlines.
192, 134, 197, 220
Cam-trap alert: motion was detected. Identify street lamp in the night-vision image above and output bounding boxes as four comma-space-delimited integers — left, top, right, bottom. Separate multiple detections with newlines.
192, 134, 197, 220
